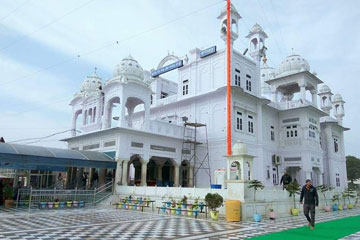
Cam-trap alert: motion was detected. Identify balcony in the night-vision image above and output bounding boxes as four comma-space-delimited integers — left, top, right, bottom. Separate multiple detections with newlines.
154, 95, 178, 107
276, 99, 315, 111
148, 119, 192, 139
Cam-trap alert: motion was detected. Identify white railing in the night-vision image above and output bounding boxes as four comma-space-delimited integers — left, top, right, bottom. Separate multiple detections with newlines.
154, 95, 178, 106
149, 120, 192, 139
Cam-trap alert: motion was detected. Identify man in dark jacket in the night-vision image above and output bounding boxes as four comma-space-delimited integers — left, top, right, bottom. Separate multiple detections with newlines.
299, 179, 319, 229
280, 172, 292, 189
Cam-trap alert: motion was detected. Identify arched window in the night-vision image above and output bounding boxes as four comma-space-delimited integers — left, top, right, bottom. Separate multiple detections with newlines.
93, 107, 97, 123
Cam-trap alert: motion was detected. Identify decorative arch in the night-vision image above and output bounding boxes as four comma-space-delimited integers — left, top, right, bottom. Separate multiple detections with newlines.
157, 54, 180, 69
230, 160, 241, 180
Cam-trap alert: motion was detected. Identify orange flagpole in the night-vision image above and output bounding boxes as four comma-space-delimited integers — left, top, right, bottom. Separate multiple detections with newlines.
226, 0, 232, 156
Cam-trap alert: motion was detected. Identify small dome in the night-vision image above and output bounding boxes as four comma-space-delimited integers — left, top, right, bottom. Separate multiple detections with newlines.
319, 84, 331, 94
113, 55, 144, 83
277, 54, 310, 77
333, 93, 343, 102
232, 141, 248, 155
80, 73, 102, 94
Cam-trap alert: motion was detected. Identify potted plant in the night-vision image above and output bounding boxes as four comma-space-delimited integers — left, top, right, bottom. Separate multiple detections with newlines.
66, 200, 72, 207
205, 193, 223, 221
160, 203, 166, 213
342, 193, 348, 210
192, 204, 199, 218
54, 198, 60, 208
343, 188, 356, 209
3, 185, 15, 208
268, 208, 276, 220
248, 180, 265, 222
317, 185, 331, 212
199, 201, 205, 212
166, 197, 172, 208
181, 195, 188, 209
286, 181, 300, 216
332, 194, 340, 211
171, 199, 176, 215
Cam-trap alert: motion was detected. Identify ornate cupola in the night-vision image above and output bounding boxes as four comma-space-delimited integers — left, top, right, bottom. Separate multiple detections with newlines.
318, 84, 333, 115
217, 3, 241, 44
246, 23, 268, 62
332, 94, 345, 125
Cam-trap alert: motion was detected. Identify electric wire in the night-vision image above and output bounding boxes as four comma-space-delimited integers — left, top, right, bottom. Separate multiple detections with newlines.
0, 0, 30, 23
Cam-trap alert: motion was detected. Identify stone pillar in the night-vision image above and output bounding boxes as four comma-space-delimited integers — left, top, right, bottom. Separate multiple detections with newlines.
99, 168, 107, 186
88, 168, 94, 189
71, 167, 77, 187
122, 160, 129, 186
188, 166, 194, 187
174, 165, 180, 187
102, 102, 110, 129
300, 84, 306, 102
311, 90, 318, 107
157, 164, 163, 185
115, 159, 122, 185
127, 106, 135, 128
318, 170, 323, 185
71, 115, 77, 137
144, 102, 150, 131
305, 170, 312, 181
118, 101, 126, 128
76, 167, 84, 188
140, 160, 148, 186
272, 90, 278, 103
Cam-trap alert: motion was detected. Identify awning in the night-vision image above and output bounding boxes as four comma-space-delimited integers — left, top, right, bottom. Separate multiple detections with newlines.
0, 143, 116, 170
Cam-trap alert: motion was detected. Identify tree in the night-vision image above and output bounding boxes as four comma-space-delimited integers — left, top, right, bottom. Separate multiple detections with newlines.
346, 156, 360, 185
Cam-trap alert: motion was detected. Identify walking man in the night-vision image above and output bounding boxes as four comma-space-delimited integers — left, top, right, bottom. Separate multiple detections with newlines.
280, 171, 292, 190
299, 179, 319, 229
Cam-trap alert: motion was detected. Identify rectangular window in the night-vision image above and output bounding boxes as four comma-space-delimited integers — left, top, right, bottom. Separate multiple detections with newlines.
286, 125, 298, 138
270, 126, 275, 141
248, 115, 254, 133
83, 143, 100, 150
336, 173, 340, 187
246, 74, 252, 91
334, 138, 339, 152
150, 145, 176, 153
150, 95, 153, 104
182, 80, 189, 95
236, 111, 243, 130
131, 142, 144, 148
235, 69, 241, 87
104, 141, 116, 147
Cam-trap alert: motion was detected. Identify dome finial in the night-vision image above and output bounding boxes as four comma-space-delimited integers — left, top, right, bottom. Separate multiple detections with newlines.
94, 67, 97, 74
291, 48, 295, 54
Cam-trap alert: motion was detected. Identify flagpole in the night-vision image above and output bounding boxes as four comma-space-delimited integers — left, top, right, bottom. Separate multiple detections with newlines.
226, 0, 232, 156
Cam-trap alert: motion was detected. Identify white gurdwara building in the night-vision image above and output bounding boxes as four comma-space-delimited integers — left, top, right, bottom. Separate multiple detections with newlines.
63, 4, 349, 189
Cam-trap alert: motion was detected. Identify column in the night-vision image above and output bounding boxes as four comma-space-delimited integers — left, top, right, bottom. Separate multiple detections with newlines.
272, 90, 278, 103
144, 102, 150, 131
305, 170, 312, 181
318, 170, 323, 185
188, 166, 194, 187
76, 167, 84, 188
127, 106, 135, 127
118, 100, 126, 128
71, 115, 77, 137
88, 168, 94, 189
71, 167, 77, 187
157, 164, 163, 186
300, 84, 306, 102
140, 160, 148, 186
99, 168, 107, 186
174, 165, 179, 187
102, 102, 110, 129
121, 160, 129, 185
311, 90, 318, 107
115, 159, 122, 185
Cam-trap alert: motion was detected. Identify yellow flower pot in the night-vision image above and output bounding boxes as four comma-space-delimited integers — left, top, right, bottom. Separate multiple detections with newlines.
291, 208, 299, 216
210, 210, 219, 220
348, 204, 354, 209
338, 204, 343, 210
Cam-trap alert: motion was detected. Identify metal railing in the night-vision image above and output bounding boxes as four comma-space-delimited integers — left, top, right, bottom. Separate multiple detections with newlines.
16, 181, 113, 211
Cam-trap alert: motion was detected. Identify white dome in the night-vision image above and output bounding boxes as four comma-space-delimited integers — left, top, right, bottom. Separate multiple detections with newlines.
232, 141, 248, 155
80, 73, 102, 94
277, 54, 310, 77
113, 55, 145, 83
319, 84, 331, 94
333, 93, 343, 102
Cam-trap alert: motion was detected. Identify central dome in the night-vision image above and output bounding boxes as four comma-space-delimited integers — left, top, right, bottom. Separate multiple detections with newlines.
113, 55, 145, 83
277, 54, 310, 77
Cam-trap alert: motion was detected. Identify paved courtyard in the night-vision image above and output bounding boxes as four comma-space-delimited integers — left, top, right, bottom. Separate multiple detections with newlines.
0, 206, 359, 239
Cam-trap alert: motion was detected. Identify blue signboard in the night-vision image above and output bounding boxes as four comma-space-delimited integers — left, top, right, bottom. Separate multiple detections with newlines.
151, 60, 183, 77
200, 46, 217, 58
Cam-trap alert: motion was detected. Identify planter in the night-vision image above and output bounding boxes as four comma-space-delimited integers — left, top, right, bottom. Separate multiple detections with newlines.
343, 205, 348, 210
338, 204, 343, 210
4, 200, 14, 208
176, 208, 181, 215
268, 211, 276, 220
182, 209, 187, 216
193, 209, 199, 218
39, 202, 47, 209
348, 204, 354, 209
187, 210, 193, 217
332, 204, 338, 211
73, 201, 78, 207
182, 203, 187, 209
59, 202, 65, 208
324, 206, 331, 212
166, 202, 171, 207
160, 206, 166, 213
291, 208, 299, 216
47, 202, 54, 209
133, 205, 137, 210
166, 208, 171, 214
66, 201, 72, 207
210, 210, 219, 221
187, 204, 193, 210
54, 202, 59, 208
171, 208, 176, 215
79, 201, 85, 208
253, 213, 262, 222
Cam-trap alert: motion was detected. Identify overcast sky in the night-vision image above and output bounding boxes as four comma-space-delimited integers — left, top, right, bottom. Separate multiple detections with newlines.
0, 0, 359, 157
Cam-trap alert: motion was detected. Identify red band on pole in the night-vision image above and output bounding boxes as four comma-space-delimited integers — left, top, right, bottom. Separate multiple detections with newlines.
226, 0, 232, 156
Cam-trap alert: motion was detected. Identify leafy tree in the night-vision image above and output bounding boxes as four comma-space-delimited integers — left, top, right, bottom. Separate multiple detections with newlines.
346, 156, 360, 184
286, 181, 300, 209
